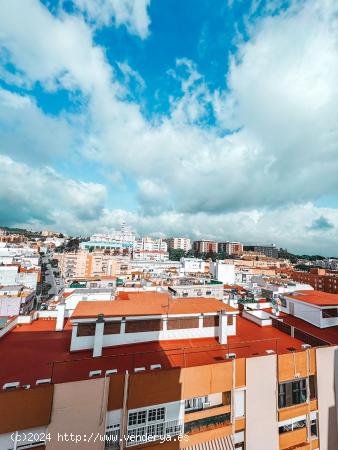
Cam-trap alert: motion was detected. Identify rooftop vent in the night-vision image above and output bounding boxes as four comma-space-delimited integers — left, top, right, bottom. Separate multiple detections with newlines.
105, 369, 118, 375
3, 382, 20, 390
22, 384, 31, 390
89, 370, 102, 378
36, 378, 52, 385
226, 353, 236, 360
150, 364, 162, 370
266, 349, 275, 354
301, 344, 311, 349
134, 367, 146, 373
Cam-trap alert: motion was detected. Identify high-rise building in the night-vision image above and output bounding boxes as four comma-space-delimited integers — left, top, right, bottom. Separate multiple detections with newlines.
164, 238, 192, 252
193, 240, 217, 254
218, 242, 244, 255
244, 244, 279, 259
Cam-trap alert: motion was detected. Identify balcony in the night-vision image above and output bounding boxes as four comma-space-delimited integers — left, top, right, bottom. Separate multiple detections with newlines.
125, 420, 183, 447
184, 412, 231, 435
185, 404, 231, 424
279, 428, 307, 450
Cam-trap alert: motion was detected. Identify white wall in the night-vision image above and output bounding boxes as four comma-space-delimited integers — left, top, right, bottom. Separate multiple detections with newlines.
211, 262, 235, 284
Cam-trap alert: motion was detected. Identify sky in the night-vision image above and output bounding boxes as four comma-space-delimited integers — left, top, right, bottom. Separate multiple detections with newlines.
0, 0, 338, 255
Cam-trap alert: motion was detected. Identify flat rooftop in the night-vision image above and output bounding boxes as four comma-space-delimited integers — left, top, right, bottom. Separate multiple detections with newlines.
71, 293, 237, 319
0, 314, 306, 386
285, 290, 338, 307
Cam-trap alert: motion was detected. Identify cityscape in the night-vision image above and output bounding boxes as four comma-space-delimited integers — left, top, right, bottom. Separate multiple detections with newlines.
1, 1, 338, 450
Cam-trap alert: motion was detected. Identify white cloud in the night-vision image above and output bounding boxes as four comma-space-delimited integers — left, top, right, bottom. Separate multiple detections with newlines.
0, 154, 107, 229
1, 0, 338, 254
73, 0, 151, 38
0, 88, 76, 163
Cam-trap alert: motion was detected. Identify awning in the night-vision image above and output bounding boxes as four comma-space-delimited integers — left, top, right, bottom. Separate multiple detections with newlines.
185, 434, 235, 450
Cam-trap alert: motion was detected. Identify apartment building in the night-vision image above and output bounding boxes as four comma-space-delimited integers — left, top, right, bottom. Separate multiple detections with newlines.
291, 268, 338, 294
0, 289, 337, 450
180, 258, 207, 275
134, 237, 167, 252
168, 280, 224, 300
244, 245, 279, 259
164, 238, 192, 252
218, 242, 244, 256
56, 251, 131, 279
193, 241, 217, 254
132, 251, 169, 262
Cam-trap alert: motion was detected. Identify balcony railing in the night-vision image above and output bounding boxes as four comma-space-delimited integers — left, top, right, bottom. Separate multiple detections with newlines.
184, 412, 231, 434
105, 429, 120, 449
125, 420, 183, 447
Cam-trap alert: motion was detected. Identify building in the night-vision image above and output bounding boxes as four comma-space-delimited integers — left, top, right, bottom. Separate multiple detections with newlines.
291, 268, 338, 294
279, 290, 338, 329
180, 258, 206, 275
56, 251, 131, 280
134, 237, 167, 252
193, 240, 217, 254
218, 242, 243, 256
164, 238, 192, 252
244, 244, 279, 259
132, 250, 169, 262
0, 288, 337, 450
210, 262, 236, 285
168, 280, 224, 300
80, 223, 136, 253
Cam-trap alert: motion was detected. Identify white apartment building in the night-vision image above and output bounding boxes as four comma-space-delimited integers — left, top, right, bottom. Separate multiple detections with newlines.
180, 257, 206, 274
164, 237, 192, 252
210, 261, 236, 284
132, 250, 169, 262
134, 237, 167, 252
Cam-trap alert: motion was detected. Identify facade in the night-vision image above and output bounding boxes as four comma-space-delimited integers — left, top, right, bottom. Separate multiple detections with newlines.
291, 268, 338, 294
134, 237, 167, 252
0, 292, 337, 450
244, 245, 279, 259
164, 238, 192, 252
218, 242, 244, 256
193, 241, 217, 254
132, 251, 169, 262
56, 251, 131, 279
180, 258, 206, 274
210, 262, 236, 285
168, 281, 224, 300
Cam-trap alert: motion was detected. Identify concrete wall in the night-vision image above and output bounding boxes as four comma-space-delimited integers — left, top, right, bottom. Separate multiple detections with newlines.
316, 346, 338, 450
246, 354, 279, 450
46, 378, 109, 450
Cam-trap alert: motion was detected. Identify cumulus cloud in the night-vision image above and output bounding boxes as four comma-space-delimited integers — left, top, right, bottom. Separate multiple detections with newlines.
0, 154, 107, 228
1, 0, 338, 254
72, 0, 151, 38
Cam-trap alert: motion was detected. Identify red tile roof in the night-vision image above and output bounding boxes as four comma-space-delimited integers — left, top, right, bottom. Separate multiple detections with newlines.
285, 290, 338, 307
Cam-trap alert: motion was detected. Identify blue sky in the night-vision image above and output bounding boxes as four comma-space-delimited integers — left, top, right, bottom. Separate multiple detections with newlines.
0, 0, 338, 255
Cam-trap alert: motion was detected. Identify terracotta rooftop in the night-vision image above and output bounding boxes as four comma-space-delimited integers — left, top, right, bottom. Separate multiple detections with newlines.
71, 294, 237, 319
285, 290, 338, 307
0, 314, 307, 386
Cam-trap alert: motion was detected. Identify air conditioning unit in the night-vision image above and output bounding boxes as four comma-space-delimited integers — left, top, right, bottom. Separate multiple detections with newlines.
105, 369, 118, 376
22, 384, 31, 390
134, 367, 146, 373
3, 382, 20, 390
226, 353, 236, 360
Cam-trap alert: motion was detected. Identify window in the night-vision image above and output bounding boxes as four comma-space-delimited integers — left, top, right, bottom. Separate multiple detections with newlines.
322, 308, 338, 318
77, 323, 96, 336
311, 416, 318, 437
167, 317, 199, 330
185, 396, 208, 412
203, 315, 219, 327
278, 378, 308, 409
227, 315, 233, 326
128, 411, 147, 427
279, 419, 306, 434
309, 375, 317, 400
148, 407, 165, 422
206, 290, 212, 295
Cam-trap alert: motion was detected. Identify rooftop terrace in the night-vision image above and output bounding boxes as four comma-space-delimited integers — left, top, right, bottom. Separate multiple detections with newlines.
0, 314, 306, 387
